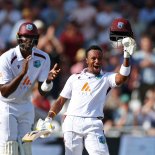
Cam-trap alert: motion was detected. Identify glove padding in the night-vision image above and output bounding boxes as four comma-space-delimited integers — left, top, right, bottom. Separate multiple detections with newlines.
122, 37, 136, 58
36, 117, 55, 138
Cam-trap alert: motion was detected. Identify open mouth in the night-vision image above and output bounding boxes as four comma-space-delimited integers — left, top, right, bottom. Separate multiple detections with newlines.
93, 65, 101, 71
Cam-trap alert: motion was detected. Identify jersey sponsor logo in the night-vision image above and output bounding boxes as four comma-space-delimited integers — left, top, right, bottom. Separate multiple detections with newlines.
81, 82, 91, 92
22, 76, 31, 86
33, 60, 41, 68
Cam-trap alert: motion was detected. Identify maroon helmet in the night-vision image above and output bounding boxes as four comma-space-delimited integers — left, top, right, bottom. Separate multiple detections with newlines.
17, 22, 39, 51
17, 22, 39, 36
110, 18, 133, 41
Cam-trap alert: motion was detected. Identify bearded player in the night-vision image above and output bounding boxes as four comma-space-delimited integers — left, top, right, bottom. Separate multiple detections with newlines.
37, 18, 136, 155
0, 22, 60, 155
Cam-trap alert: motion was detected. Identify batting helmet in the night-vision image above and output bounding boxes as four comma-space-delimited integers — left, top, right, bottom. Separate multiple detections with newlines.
17, 22, 39, 51
110, 18, 133, 41
17, 22, 39, 37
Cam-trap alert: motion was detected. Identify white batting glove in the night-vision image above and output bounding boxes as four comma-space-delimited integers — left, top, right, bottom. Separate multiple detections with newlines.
122, 37, 136, 58
36, 117, 55, 138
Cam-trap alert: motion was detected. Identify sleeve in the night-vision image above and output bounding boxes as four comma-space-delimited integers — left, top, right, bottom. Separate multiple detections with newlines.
107, 72, 118, 88
0, 57, 13, 84
60, 75, 75, 99
38, 54, 51, 82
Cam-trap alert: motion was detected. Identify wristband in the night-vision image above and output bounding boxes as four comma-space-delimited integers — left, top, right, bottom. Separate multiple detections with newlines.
48, 111, 56, 117
41, 80, 53, 92
119, 65, 131, 76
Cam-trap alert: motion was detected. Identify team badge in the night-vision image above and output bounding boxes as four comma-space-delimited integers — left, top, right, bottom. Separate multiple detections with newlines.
98, 136, 106, 144
33, 60, 41, 68
26, 24, 33, 31
117, 22, 124, 29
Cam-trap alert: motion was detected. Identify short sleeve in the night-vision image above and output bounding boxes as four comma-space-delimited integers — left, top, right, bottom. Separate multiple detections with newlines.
60, 75, 75, 99
0, 57, 13, 84
38, 54, 51, 82
107, 72, 117, 88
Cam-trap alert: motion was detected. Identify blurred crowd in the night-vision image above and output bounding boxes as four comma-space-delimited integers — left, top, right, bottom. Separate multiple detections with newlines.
0, 0, 155, 136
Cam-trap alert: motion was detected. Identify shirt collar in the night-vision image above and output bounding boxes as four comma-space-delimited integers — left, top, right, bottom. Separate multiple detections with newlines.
81, 68, 104, 77
15, 46, 35, 61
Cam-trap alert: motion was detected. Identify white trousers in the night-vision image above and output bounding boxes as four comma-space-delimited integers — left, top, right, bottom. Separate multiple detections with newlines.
0, 101, 34, 152
62, 116, 110, 155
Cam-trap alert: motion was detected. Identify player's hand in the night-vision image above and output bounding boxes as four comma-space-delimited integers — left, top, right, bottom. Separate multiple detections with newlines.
36, 117, 55, 138
21, 55, 31, 75
122, 37, 136, 58
47, 63, 60, 82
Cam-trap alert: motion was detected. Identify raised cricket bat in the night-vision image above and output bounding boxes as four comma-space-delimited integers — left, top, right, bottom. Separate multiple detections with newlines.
22, 130, 51, 142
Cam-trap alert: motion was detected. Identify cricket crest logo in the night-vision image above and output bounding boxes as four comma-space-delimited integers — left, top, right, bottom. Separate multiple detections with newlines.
117, 22, 124, 29
33, 60, 41, 68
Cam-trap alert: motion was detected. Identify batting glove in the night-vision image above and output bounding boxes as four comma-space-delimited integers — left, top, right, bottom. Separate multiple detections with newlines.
122, 37, 136, 58
36, 117, 55, 138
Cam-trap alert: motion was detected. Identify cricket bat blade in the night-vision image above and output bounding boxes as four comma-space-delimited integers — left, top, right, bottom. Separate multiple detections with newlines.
22, 130, 52, 142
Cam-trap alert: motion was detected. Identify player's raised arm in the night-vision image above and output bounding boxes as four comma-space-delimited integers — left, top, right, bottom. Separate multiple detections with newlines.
109, 18, 136, 86
115, 37, 136, 85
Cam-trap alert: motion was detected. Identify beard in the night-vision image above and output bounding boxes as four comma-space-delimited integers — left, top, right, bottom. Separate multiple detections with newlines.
20, 42, 34, 51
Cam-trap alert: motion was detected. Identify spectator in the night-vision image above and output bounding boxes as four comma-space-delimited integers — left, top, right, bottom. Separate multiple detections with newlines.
59, 20, 85, 89
113, 94, 135, 128
69, 0, 97, 46
132, 33, 155, 102
139, 0, 155, 25
0, 0, 21, 47
40, 0, 68, 37
104, 87, 122, 133
37, 23, 64, 99
136, 89, 155, 134
70, 48, 86, 74
59, 20, 84, 66
95, 2, 122, 48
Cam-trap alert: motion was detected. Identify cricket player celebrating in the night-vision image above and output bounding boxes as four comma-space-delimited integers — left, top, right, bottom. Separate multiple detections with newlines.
0, 22, 60, 155
37, 18, 136, 155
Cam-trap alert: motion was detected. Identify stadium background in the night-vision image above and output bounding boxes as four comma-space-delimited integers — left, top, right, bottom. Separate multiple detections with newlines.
0, 0, 155, 154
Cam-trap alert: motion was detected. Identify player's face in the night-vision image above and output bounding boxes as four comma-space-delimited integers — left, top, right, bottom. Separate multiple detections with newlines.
19, 35, 36, 57
86, 50, 103, 75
